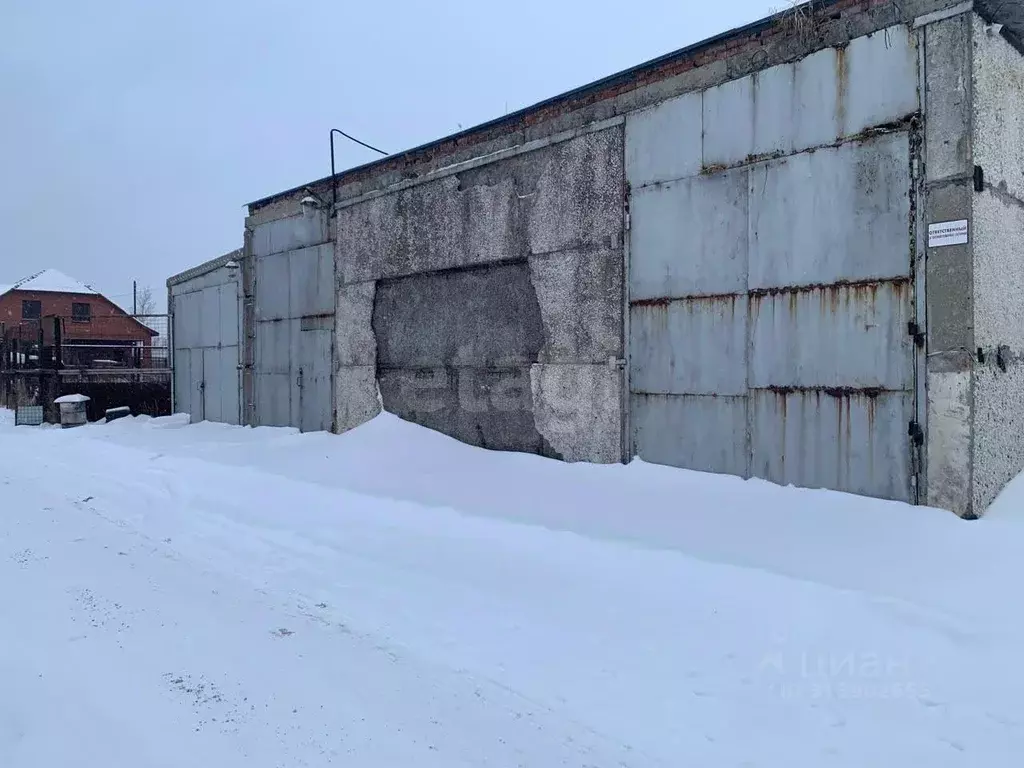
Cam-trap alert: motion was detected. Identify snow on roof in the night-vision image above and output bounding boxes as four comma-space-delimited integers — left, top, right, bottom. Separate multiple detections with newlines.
8, 269, 98, 295
54, 393, 91, 404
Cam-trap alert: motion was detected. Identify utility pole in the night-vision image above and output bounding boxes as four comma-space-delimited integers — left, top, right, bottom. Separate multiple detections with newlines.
133, 280, 137, 314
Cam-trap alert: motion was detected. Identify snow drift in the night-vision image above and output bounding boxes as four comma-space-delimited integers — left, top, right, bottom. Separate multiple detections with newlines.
1, 409, 1022, 766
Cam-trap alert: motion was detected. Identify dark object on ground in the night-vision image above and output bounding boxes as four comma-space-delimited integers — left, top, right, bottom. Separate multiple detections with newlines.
105, 406, 131, 422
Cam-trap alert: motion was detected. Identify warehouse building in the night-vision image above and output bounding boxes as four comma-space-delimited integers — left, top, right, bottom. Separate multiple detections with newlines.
168, 0, 1024, 517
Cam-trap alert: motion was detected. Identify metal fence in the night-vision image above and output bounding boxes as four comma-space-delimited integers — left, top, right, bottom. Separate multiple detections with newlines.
0, 314, 170, 371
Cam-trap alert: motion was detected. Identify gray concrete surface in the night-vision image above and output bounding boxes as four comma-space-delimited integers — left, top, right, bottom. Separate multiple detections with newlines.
169, 0, 1024, 514
970, 13, 1024, 512
334, 127, 625, 462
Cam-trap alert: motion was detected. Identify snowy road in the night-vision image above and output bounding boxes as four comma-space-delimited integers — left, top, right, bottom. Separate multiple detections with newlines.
2, 411, 1024, 766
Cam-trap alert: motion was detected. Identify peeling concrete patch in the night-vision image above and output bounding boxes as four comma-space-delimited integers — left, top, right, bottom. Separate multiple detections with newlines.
926, 368, 973, 517
530, 363, 622, 463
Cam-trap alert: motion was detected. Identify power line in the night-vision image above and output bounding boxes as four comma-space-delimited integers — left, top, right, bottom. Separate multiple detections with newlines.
331, 129, 387, 156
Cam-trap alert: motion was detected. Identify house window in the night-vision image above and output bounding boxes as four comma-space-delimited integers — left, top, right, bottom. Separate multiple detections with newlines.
72, 302, 91, 323
21, 300, 41, 320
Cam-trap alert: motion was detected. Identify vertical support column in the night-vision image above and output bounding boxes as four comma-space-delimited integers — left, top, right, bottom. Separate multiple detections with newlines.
967, 13, 1024, 513
53, 317, 62, 371
921, 12, 976, 516
241, 224, 256, 426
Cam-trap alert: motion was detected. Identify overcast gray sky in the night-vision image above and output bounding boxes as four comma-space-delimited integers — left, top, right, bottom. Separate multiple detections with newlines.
2, 0, 775, 310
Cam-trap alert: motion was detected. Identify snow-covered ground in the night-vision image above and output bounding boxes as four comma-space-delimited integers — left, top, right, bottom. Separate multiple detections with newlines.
1, 408, 1023, 767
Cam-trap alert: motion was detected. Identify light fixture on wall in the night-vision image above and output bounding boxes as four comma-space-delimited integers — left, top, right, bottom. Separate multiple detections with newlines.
300, 195, 322, 218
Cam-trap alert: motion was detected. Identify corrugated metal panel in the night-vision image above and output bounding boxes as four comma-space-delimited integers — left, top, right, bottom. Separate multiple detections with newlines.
190, 349, 204, 422
753, 47, 846, 156
299, 328, 332, 432
199, 285, 220, 349
288, 244, 335, 317
256, 372, 291, 428
626, 40, 919, 502
703, 76, 754, 167
749, 282, 913, 390
170, 270, 241, 424
219, 284, 239, 347
253, 233, 334, 431
624, 91, 703, 187
255, 251, 290, 320
203, 348, 223, 423
256, 320, 290, 375
630, 297, 748, 396
173, 351, 191, 418
843, 26, 919, 136
628, 170, 749, 300
632, 393, 748, 476
173, 291, 201, 350
252, 215, 328, 258
752, 62, 799, 157
749, 27, 919, 158
651, 25, 918, 178
748, 134, 911, 288
221, 346, 240, 426
750, 390, 914, 500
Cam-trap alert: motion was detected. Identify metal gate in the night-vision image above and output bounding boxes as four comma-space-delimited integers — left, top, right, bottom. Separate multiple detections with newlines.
170, 274, 241, 425
624, 32, 921, 502
252, 213, 334, 432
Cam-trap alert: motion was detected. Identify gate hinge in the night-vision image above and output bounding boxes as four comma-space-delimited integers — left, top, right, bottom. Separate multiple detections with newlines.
908, 420, 924, 446
907, 321, 925, 348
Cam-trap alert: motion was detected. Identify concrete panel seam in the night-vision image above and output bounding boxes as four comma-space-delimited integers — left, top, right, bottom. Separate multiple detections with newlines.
913, 2, 973, 27
167, 249, 243, 287
333, 116, 625, 213
635, 115, 918, 185
979, 183, 1024, 210
529, 242, 624, 260
913, 27, 929, 503
967, 3, 977, 518
630, 277, 912, 305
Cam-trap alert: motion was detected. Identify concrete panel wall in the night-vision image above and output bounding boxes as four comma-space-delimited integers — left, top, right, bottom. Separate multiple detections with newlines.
923, 14, 975, 515
373, 262, 551, 454
334, 127, 625, 462
917, 10, 1024, 517
970, 15, 1024, 512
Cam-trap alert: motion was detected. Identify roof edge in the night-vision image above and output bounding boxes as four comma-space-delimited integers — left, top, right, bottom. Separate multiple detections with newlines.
167, 248, 243, 288
248, 0, 1021, 211
247, 0, 833, 209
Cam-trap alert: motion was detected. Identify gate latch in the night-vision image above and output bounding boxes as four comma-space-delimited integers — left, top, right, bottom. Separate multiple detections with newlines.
907, 322, 925, 348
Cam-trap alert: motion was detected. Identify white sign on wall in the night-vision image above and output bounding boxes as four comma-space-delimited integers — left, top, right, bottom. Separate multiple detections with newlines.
928, 219, 969, 248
